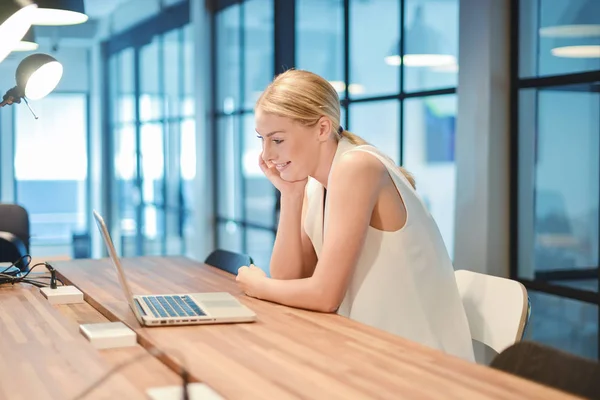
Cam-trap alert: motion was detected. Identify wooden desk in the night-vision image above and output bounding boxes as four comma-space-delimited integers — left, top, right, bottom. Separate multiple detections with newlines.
55, 256, 575, 400
55, 302, 183, 394
0, 284, 143, 400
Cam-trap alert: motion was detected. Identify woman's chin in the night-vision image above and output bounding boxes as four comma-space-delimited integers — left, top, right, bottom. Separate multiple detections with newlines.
280, 171, 307, 183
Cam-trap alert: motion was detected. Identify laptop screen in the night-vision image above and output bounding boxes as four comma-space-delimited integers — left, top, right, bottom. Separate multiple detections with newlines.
92, 210, 142, 323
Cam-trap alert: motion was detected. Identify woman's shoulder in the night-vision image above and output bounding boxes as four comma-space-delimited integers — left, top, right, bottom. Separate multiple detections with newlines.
328, 150, 389, 196
333, 148, 388, 181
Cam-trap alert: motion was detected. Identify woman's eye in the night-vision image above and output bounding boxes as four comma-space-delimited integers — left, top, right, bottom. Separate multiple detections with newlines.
256, 135, 263, 140
273, 139, 283, 144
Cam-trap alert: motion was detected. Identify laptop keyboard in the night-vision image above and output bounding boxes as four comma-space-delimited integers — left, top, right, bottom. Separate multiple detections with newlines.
143, 295, 206, 318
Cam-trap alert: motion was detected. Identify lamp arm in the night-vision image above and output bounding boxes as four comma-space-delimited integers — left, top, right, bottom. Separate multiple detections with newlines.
0, 86, 22, 107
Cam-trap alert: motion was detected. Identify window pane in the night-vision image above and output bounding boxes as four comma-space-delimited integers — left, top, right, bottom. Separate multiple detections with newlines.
246, 228, 275, 276
166, 209, 184, 255
143, 204, 164, 255
520, 0, 600, 77
349, 0, 399, 98
164, 29, 181, 119
216, 4, 241, 113
518, 86, 599, 291
244, 0, 274, 109
243, 114, 276, 227
183, 24, 195, 117
349, 100, 400, 164
181, 118, 196, 210
114, 124, 138, 248
112, 49, 135, 124
217, 222, 243, 254
403, 95, 456, 258
140, 123, 165, 206
216, 116, 243, 220
404, 0, 459, 92
14, 94, 88, 256
525, 290, 598, 360
140, 37, 163, 122
297, 0, 345, 98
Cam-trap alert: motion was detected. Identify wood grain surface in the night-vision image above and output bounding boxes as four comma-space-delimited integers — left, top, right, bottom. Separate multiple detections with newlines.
54, 256, 578, 400
0, 284, 143, 400
54, 301, 183, 394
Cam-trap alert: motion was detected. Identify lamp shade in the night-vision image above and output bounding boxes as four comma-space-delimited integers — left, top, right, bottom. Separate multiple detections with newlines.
384, 5, 456, 68
13, 26, 39, 52
0, 2, 38, 63
539, 0, 600, 58
31, 0, 88, 26
16, 53, 63, 100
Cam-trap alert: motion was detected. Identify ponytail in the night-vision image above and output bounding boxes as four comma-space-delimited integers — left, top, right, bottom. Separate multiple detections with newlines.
339, 129, 416, 189
340, 130, 367, 145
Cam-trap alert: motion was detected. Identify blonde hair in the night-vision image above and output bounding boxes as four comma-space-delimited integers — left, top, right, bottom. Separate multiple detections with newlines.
256, 69, 416, 189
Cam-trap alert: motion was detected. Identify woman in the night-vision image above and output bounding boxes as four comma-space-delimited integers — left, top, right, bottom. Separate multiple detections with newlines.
236, 69, 474, 362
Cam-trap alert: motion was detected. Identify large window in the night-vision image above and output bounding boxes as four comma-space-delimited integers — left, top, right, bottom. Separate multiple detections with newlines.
297, 0, 459, 256
513, 0, 600, 359
105, 2, 195, 258
14, 93, 89, 257
214, 0, 276, 272
213, 0, 458, 268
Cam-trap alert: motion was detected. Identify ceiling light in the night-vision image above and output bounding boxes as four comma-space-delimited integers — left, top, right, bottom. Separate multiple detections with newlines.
0, 2, 37, 63
431, 62, 459, 73
385, 6, 455, 68
539, 0, 600, 38
13, 27, 39, 51
328, 81, 365, 95
31, 0, 88, 26
551, 45, 600, 58
384, 54, 456, 67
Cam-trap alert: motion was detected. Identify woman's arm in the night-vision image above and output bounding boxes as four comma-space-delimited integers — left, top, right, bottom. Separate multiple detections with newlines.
269, 190, 318, 280
243, 151, 386, 312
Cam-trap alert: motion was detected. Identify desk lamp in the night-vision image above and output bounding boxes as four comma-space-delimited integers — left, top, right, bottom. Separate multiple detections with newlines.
0, 53, 63, 118
0, 1, 38, 63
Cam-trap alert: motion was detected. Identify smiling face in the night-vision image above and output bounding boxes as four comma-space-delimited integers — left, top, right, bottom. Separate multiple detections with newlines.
255, 108, 331, 182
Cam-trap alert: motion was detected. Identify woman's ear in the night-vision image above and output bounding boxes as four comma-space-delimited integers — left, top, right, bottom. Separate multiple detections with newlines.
316, 116, 333, 142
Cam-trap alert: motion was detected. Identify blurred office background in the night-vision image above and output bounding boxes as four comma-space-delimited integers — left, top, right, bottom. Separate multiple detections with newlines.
0, 0, 598, 360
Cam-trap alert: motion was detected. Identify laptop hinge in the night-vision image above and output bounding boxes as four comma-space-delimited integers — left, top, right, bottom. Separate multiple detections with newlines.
134, 298, 147, 317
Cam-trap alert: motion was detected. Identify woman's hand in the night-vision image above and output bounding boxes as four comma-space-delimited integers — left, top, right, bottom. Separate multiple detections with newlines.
259, 153, 307, 198
236, 264, 268, 298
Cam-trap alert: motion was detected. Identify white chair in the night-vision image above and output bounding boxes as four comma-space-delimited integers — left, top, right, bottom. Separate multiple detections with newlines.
455, 269, 530, 365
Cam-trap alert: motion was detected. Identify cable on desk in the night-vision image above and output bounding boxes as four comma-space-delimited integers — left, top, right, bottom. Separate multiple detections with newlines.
0, 258, 65, 288
0, 254, 32, 274
72, 347, 191, 400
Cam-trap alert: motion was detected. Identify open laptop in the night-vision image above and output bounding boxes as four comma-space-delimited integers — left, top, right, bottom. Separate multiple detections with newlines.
93, 210, 256, 327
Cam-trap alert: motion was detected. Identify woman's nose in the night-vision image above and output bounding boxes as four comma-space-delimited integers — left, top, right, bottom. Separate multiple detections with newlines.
262, 142, 274, 161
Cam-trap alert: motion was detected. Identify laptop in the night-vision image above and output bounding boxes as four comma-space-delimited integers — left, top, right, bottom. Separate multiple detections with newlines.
93, 210, 256, 327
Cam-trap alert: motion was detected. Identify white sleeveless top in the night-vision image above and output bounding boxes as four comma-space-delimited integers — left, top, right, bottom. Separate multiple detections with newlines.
304, 138, 475, 362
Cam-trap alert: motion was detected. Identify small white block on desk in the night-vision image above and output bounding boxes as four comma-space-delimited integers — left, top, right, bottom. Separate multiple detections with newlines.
147, 383, 224, 400
79, 322, 137, 350
40, 285, 84, 305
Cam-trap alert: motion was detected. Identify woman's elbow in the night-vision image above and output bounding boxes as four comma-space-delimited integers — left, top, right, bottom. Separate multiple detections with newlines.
313, 288, 342, 313
315, 302, 340, 313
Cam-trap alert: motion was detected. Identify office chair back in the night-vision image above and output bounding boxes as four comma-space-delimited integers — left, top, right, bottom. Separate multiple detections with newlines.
204, 249, 253, 275
455, 269, 530, 364
0, 204, 30, 270
491, 341, 600, 399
